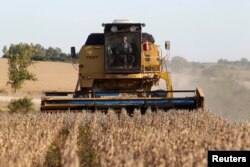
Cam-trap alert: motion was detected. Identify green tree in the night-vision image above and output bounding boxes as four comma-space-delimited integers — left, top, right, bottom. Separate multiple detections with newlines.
2, 45, 8, 58
5, 43, 37, 93
35, 44, 46, 56
46, 47, 62, 57
32, 44, 47, 61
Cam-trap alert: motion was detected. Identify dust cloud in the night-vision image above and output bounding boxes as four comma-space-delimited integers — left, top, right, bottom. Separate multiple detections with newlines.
159, 64, 250, 122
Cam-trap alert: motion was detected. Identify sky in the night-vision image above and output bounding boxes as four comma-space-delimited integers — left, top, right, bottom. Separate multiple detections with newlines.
0, 0, 250, 62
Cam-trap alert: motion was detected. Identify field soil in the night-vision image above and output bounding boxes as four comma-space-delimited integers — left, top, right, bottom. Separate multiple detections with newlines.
0, 58, 78, 97
0, 58, 78, 111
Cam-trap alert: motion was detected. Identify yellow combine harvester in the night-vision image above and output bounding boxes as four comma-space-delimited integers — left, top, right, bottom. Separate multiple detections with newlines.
41, 20, 204, 112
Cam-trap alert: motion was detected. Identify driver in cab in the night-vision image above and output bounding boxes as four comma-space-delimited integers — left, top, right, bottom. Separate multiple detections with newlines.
115, 36, 134, 68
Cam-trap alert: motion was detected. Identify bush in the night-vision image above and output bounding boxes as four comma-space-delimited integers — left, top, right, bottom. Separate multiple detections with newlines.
8, 97, 34, 113
169, 56, 189, 73
32, 55, 46, 61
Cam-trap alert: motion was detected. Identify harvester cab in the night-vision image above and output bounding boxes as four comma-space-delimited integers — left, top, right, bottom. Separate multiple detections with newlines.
41, 19, 205, 112
103, 21, 142, 73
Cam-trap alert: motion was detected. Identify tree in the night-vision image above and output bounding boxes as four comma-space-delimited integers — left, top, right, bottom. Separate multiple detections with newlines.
5, 43, 37, 93
240, 57, 248, 65
171, 56, 189, 65
4, 43, 72, 62
46, 47, 62, 58
217, 58, 229, 64
32, 44, 47, 61
2, 45, 8, 58
34, 44, 46, 57
170, 56, 189, 72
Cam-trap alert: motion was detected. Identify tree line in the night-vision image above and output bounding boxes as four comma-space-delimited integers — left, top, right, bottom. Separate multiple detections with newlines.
2, 43, 73, 62
170, 56, 249, 65
168, 56, 250, 72
217, 58, 249, 66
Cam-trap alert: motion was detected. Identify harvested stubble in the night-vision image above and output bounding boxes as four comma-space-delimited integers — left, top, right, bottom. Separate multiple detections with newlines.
0, 110, 249, 167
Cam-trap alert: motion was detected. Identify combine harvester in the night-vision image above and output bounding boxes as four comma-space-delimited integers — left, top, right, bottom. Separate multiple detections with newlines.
41, 20, 205, 112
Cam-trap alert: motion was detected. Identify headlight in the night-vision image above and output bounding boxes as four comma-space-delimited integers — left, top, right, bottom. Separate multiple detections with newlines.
111, 26, 117, 32
130, 26, 137, 32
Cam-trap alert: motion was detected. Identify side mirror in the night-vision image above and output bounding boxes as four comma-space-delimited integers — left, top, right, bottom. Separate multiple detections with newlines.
71, 47, 76, 58
165, 41, 170, 50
